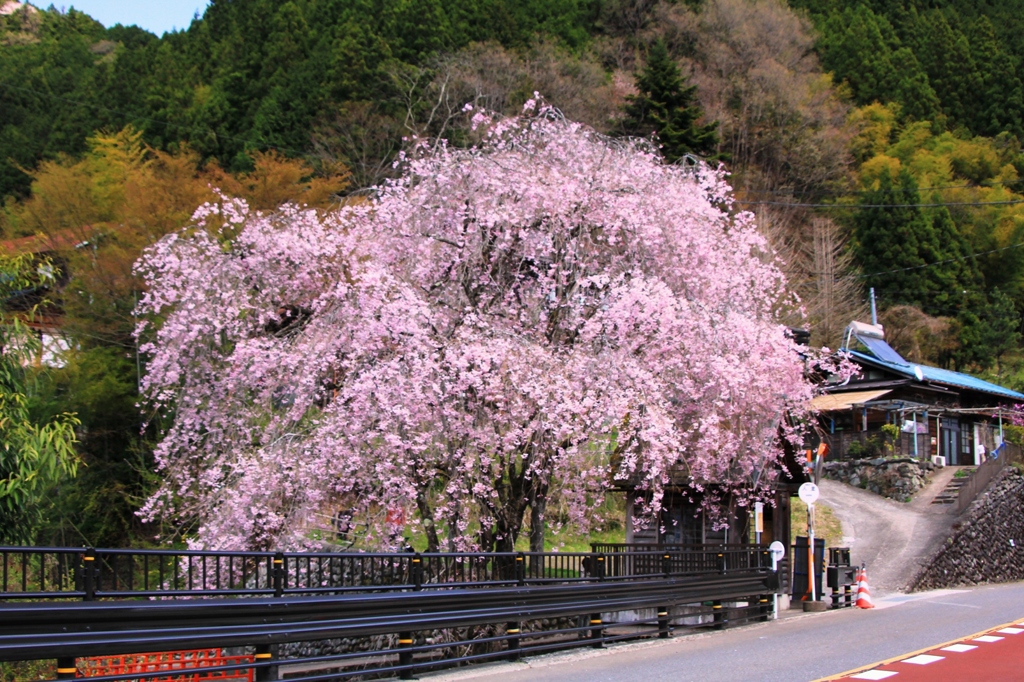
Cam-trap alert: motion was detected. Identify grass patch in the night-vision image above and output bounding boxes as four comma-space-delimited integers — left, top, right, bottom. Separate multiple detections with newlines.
790, 498, 845, 549
403, 493, 627, 553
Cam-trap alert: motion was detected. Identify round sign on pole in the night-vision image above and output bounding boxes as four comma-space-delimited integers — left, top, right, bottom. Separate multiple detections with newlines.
798, 481, 820, 506
768, 540, 785, 561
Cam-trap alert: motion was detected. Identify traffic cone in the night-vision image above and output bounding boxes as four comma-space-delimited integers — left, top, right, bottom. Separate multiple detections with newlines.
855, 565, 874, 609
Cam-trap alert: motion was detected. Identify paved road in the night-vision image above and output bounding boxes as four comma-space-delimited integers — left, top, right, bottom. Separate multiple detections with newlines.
423, 581, 1024, 682
817, 475, 958, 594
831, 618, 1024, 680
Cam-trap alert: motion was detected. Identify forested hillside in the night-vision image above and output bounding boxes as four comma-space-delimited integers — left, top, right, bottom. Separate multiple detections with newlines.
2, 0, 1024, 548
0, 0, 601, 198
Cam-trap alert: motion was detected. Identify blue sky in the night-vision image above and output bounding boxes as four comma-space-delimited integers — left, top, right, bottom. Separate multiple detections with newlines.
62, 1, 211, 35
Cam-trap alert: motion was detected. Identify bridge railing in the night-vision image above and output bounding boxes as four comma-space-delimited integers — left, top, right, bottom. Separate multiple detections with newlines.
1, 543, 772, 601
0, 543, 779, 682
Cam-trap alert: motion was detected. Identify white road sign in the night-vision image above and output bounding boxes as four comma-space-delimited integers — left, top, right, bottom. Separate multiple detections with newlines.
798, 481, 820, 506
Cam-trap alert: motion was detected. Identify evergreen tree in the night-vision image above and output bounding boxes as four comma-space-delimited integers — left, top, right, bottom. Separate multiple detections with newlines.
920, 205, 980, 309
855, 169, 976, 314
818, 6, 938, 121
819, 6, 899, 106
888, 48, 941, 122
855, 170, 925, 306
620, 39, 719, 161
968, 17, 1024, 138
911, 11, 980, 131
954, 288, 1021, 372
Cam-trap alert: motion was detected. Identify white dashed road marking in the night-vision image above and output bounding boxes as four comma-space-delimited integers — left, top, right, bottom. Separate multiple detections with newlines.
939, 644, 977, 653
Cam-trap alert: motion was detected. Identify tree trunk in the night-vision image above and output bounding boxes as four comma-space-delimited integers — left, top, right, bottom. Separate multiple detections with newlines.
415, 486, 440, 553
529, 481, 548, 553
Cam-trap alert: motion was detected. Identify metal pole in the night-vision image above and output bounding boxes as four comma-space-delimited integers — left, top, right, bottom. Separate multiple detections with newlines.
56, 658, 76, 680
924, 411, 930, 458
912, 412, 918, 459
255, 645, 278, 682
771, 553, 779, 619
808, 503, 816, 602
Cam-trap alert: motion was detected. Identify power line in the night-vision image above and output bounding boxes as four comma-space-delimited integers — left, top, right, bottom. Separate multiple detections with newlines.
738, 181, 1010, 197
856, 241, 1024, 279
736, 198, 1024, 208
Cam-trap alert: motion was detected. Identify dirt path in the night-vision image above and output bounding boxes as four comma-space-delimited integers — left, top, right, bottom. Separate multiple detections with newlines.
818, 468, 962, 595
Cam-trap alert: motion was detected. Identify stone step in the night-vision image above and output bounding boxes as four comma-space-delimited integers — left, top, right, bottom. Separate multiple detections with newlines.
930, 469, 976, 504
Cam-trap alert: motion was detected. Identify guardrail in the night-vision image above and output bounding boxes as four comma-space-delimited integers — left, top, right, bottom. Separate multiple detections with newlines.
956, 442, 1023, 514
0, 544, 777, 681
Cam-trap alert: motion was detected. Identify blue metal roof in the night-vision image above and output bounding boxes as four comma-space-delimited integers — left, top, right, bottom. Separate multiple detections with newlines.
849, 349, 1024, 401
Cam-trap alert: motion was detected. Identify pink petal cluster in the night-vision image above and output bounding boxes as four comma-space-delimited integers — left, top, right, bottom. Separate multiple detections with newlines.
136, 107, 837, 551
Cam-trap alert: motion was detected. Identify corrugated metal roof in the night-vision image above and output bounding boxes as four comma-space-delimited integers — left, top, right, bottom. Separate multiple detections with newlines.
849, 350, 1024, 401
810, 389, 892, 412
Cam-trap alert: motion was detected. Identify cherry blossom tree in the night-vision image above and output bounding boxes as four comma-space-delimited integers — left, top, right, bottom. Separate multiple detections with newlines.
136, 102, 839, 552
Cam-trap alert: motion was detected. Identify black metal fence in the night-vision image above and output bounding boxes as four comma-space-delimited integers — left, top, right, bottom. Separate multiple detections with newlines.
1, 544, 773, 601
592, 543, 769, 576
0, 544, 778, 681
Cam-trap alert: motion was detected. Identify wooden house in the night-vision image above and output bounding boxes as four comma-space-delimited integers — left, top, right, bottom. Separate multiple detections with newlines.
812, 321, 1023, 464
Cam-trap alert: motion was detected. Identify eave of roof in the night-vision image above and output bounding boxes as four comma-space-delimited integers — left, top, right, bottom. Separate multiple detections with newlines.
810, 389, 892, 412
849, 350, 1024, 402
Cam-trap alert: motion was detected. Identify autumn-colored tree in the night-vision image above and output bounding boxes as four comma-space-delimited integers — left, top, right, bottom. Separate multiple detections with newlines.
136, 105, 849, 552
759, 210, 866, 349
2, 126, 350, 344
679, 0, 853, 193
0, 127, 349, 546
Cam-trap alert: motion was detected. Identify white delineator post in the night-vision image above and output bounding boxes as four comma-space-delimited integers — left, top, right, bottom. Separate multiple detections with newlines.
769, 541, 785, 619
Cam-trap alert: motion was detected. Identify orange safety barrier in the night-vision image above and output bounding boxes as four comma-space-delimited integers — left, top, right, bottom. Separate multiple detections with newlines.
79, 649, 255, 681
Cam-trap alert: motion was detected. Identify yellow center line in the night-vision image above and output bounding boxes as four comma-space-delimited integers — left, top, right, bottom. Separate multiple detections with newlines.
813, 617, 1024, 681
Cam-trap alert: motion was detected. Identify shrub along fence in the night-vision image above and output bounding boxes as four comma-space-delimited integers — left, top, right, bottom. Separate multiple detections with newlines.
0, 545, 778, 680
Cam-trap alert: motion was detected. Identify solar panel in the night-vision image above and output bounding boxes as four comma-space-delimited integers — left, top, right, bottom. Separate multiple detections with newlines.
854, 334, 908, 365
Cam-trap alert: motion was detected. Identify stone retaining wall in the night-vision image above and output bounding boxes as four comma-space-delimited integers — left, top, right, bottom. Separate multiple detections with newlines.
911, 467, 1024, 591
821, 457, 936, 502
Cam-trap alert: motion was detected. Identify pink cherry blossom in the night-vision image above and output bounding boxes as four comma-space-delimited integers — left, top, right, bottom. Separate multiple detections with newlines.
136, 106, 847, 552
